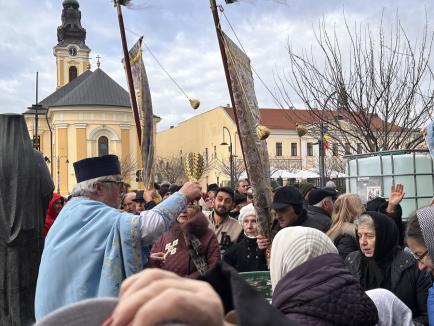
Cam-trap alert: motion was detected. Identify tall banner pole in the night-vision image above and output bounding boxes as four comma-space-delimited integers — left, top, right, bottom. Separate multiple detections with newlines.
209, 0, 273, 239
115, 0, 142, 145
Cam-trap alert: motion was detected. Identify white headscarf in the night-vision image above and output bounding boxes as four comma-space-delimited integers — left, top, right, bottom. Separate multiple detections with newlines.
365, 289, 414, 326
270, 226, 338, 290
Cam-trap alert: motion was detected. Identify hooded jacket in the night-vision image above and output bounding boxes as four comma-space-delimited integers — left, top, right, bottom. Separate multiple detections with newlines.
151, 211, 221, 278
44, 193, 65, 237
346, 211, 431, 325
272, 253, 379, 325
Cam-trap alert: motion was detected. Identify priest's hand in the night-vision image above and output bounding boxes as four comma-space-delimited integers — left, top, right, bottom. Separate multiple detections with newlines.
108, 269, 225, 326
179, 181, 202, 201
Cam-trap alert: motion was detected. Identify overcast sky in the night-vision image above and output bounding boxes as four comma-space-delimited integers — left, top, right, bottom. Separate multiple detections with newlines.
0, 0, 433, 130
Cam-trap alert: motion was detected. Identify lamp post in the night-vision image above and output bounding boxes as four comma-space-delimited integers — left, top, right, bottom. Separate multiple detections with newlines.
56, 156, 69, 194
319, 91, 337, 187
220, 126, 234, 189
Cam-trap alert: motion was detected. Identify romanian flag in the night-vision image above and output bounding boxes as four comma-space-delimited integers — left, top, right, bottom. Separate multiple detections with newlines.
323, 126, 330, 150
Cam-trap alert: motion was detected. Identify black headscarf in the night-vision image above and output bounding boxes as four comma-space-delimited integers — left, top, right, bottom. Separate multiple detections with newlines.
356, 211, 400, 291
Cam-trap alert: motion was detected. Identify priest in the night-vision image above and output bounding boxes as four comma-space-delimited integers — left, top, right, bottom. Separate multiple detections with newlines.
35, 155, 201, 320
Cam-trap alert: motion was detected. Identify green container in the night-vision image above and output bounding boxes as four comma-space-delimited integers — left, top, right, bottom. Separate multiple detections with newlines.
239, 271, 272, 303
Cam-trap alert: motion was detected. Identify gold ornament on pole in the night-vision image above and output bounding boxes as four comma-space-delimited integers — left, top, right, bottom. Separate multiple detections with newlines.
296, 124, 307, 137
184, 152, 206, 181
189, 98, 201, 110
256, 124, 270, 140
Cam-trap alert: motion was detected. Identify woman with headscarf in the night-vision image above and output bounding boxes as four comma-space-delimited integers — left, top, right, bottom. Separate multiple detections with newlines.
150, 200, 220, 278
406, 206, 434, 325
346, 211, 431, 325
223, 203, 268, 272
270, 226, 379, 325
327, 193, 364, 259
44, 192, 65, 237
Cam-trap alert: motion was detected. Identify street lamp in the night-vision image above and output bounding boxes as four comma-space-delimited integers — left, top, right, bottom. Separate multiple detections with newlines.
319, 91, 337, 187
220, 126, 234, 189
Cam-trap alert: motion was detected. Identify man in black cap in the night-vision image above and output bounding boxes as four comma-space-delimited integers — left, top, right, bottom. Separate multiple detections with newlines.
270, 186, 331, 233
257, 186, 330, 250
306, 188, 336, 232
35, 155, 201, 320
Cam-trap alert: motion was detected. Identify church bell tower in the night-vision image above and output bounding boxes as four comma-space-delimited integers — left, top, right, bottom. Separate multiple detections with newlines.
54, 0, 91, 88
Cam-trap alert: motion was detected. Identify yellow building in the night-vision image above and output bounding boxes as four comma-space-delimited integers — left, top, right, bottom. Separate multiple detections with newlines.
156, 106, 320, 188
24, 0, 159, 194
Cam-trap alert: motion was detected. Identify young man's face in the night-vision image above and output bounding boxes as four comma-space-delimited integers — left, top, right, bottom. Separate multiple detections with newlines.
213, 191, 233, 217
274, 205, 297, 228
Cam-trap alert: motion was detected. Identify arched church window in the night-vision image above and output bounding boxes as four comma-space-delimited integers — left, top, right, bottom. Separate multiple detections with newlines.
98, 136, 109, 157
69, 66, 78, 82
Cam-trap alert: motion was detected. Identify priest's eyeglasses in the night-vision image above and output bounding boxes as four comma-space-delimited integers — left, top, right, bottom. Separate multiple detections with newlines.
101, 180, 126, 192
411, 250, 429, 262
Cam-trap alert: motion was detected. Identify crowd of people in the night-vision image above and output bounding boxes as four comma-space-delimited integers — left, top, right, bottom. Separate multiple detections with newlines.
1, 114, 434, 325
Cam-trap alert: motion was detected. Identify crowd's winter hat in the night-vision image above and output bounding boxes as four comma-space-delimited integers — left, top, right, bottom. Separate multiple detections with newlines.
133, 190, 145, 202
325, 180, 337, 190
308, 188, 337, 206
73, 155, 121, 183
238, 203, 256, 225
269, 186, 304, 209
234, 193, 247, 205
299, 182, 315, 197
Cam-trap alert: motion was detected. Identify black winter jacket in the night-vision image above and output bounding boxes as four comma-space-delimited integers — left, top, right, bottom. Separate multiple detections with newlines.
306, 206, 332, 232
272, 209, 330, 236
346, 250, 431, 325
272, 253, 378, 326
223, 234, 268, 273
330, 222, 358, 259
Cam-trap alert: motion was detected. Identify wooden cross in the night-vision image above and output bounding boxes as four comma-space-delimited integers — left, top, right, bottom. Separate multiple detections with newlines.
96, 55, 101, 68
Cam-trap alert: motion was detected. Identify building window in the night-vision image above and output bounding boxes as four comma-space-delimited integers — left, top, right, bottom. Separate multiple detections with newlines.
307, 142, 313, 156
357, 143, 363, 154
291, 143, 297, 156
98, 136, 109, 157
69, 66, 78, 82
205, 148, 209, 164
214, 146, 217, 159
333, 143, 339, 156
345, 143, 351, 155
276, 142, 282, 157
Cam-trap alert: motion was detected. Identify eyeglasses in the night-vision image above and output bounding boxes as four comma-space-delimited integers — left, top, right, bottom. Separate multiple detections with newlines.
100, 180, 126, 191
411, 250, 429, 262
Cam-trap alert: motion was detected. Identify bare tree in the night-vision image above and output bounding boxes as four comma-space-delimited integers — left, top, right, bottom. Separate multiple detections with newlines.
214, 157, 246, 182
154, 156, 187, 184
275, 14, 434, 153
120, 155, 138, 181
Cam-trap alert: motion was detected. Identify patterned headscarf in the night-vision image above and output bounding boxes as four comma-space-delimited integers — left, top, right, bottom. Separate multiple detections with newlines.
270, 226, 338, 290
417, 206, 434, 261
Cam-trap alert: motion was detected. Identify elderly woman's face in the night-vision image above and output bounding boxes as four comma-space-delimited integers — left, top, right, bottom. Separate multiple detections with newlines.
243, 215, 257, 237
177, 202, 200, 224
358, 223, 376, 257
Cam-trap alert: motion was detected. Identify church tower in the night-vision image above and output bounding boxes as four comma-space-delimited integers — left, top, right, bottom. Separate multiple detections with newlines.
53, 0, 91, 88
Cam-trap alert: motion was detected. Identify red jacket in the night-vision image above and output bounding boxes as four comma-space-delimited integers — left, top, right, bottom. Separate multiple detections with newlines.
43, 193, 64, 237
151, 211, 221, 278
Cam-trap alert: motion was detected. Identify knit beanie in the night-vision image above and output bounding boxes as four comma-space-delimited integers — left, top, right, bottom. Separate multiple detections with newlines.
238, 203, 256, 225
417, 206, 434, 261
270, 226, 338, 290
